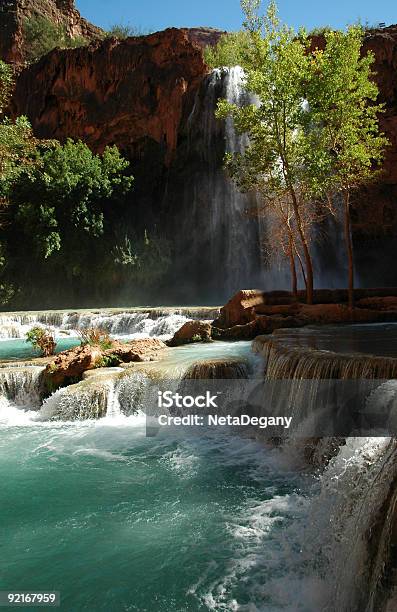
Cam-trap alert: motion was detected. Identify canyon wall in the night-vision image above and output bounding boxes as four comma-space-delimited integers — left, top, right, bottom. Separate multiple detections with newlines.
0, 0, 102, 64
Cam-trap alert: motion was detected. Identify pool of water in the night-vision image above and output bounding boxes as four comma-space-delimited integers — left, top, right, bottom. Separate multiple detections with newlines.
0, 337, 80, 361
0, 417, 318, 612
0, 334, 327, 612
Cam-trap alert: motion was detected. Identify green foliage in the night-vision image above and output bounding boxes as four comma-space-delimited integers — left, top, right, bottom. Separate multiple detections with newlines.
204, 31, 252, 68
78, 328, 113, 350
214, 0, 388, 303
23, 16, 87, 63
306, 26, 389, 196
11, 139, 134, 259
307, 26, 332, 36
0, 61, 47, 304
25, 326, 57, 356
0, 61, 13, 116
106, 24, 152, 39
95, 353, 121, 368
215, 0, 322, 299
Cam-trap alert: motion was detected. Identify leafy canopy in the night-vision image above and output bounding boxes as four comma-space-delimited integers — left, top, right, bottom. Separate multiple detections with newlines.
215, 1, 331, 209
11, 139, 134, 258
306, 26, 389, 196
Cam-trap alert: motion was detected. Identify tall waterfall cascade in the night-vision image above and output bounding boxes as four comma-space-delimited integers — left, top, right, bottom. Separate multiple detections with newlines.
178, 66, 360, 297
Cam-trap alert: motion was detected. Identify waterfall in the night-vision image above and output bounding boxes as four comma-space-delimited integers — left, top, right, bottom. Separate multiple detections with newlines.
0, 307, 220, 340
183, 358, 249, 379
171, 67, 265, 303
312, 436, 397, 611
0, 365, 44, 406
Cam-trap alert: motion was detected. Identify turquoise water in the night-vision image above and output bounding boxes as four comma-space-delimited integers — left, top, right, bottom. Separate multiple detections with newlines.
0, 419, 316, 611
0, 339, 322, 611
0, 337, 79, 361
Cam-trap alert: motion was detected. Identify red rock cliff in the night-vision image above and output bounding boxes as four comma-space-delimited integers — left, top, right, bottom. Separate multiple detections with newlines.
12, 28, 212, 164
0, 0, 102, 64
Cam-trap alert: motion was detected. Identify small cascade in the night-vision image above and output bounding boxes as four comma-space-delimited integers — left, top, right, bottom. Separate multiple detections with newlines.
40, 379, 109, 421
0, 365, 44, 406
312, 436, 397, 611
254, 336, 397, 380
105, 380, 122, 418
0, 307, 220, 341
183, 358, 249, 379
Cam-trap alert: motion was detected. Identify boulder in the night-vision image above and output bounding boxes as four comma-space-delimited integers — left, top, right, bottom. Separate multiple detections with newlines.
44, 344, 103, 389
168, 320, 212, 346
213, 290, 266, 328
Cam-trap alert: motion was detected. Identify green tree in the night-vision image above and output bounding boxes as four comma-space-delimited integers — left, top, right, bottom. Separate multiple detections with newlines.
204, 31, 252, 68
215, 1, 332, 302
10, 139, 134, 259
0, 61, 13, 115
0, 60, 44, 304
306, 27, 389, 309
25, 327, 56, 356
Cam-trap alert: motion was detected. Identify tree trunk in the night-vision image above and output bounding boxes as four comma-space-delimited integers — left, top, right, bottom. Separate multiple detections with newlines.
288, 234, 298, 299
290, 198, 314, 304
343, 191, 354, 311
293, 242, 307, 291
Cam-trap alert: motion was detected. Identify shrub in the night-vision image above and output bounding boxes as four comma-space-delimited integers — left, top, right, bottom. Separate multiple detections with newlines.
25, 327, 56, 356
106, 24, 152, 39
23, 16, 88, 62
95, 353, 121, 368
78, 327, 113, 350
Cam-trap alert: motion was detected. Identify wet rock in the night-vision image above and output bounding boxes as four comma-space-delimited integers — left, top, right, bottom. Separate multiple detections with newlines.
168, 320, 212, 346
107, 338, 166, 362
183, 358, 248, 379
213, 290, 266, 328
44, 338, 166, 388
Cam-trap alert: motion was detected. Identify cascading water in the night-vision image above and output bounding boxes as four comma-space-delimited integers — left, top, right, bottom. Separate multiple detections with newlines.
3, 326, 397, 609
172, 67, 265, 302
0, 307, 220, 341
171, 65, 372, 298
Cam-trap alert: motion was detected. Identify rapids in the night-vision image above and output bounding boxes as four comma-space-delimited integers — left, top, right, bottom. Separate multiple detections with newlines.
1, 320, 397, 610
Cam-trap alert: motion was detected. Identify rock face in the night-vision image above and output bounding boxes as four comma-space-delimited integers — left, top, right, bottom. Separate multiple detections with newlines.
0, 0, 102, 64
213, 290, 266, 328
12, 28, 209, 166
8, 22, 397, 237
